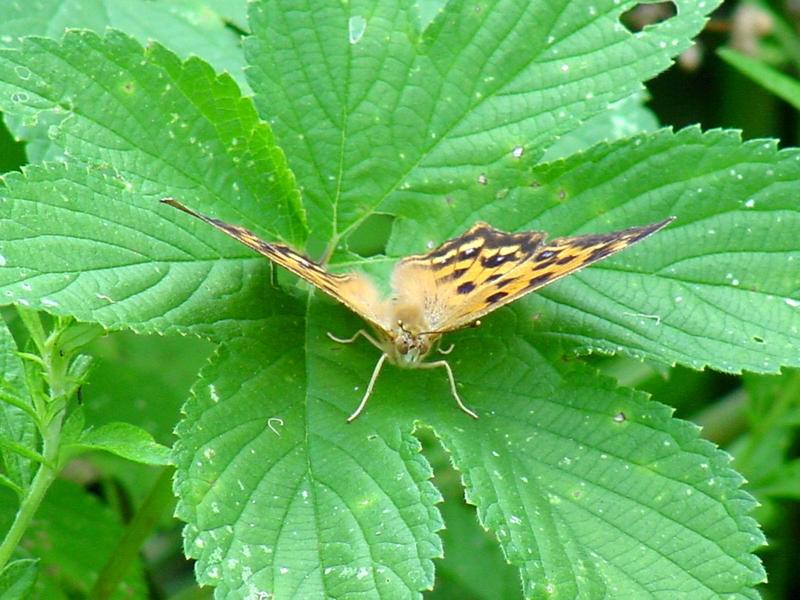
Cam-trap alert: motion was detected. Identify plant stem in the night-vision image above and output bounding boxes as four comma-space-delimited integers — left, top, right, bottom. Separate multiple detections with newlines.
0, 411, 62, 570
736, 372, 800, 471
89, 467, 176, 599
0, 318, 72, 571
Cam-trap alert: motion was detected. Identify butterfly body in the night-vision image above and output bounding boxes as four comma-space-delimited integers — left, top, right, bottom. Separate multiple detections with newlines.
162, 198, 673, 421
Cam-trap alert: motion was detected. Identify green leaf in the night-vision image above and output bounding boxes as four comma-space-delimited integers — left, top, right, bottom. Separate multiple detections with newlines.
0, 474, 22, 495
59, 405, 85, 448
0, 479, 147, 599
174, 306, 764, 597
0, 25, 310, 336
0, 437, 44, 465
718, 47, 800, 112
0, 162, 301, 336
391, 127, 800, 375
0, 0, 249, 162
542, 93, 660, 162
0, 315, 36, 492
56, 322, 104, 355
0, 30, 305, 244
0, 3, 777, 598
427, 437, 521, 600
0, 559, 38, 600
423, 315, 764, 598
174, 316, 444, 597
70, 422, 171, 466
244, 0, 716, 243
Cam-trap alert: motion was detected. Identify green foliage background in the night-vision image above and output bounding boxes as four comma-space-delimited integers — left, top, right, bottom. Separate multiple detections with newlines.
0, 0, 799, 599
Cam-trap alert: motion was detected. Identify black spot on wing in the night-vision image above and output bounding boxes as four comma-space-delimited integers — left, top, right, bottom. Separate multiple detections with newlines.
457, 281, 476, 294
436, 267, 467, 284
531, 255, 561, 269
528, 273, 554, 288
481, 229, 539, 252
486, 291, 508, 304
481, 253, 508, 268
494, 277, 517, 289
459, 247, 481, 260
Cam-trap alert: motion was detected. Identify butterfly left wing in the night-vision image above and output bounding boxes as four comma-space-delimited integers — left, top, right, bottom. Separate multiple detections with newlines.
161, 198, 391, 332
392, 218, 674, 333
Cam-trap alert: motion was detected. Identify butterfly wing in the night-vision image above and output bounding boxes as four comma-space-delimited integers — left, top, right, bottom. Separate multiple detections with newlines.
392, 218, 674, 333
162, 199, 390, 331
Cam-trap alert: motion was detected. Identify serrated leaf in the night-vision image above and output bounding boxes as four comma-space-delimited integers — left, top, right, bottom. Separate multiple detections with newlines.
416, 315, 765, 599
542, 93, 660, 162
174, 302, 765, 598
429, 448, 521, 600
0, 559, 38, 600
244, 0, 717, 242
0, 163, 299, 336
173, 318, 444, 598
70, 422, 171, 465
0, 315, 36, 491
0, 30, 305, 243
0, 0, 249, 161
390, 127, 800, 375
0, 3, 777, 598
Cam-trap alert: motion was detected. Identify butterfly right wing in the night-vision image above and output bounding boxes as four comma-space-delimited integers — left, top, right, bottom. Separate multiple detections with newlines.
161, 199, 390, 332
392, 218, 674, 333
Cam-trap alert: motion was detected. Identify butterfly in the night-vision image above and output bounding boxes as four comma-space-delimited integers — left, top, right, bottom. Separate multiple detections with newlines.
162, 198, 674, 422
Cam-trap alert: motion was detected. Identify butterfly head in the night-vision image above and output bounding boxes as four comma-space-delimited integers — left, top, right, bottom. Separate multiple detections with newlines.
383, 301, 443, 365
386, 318, 436, 365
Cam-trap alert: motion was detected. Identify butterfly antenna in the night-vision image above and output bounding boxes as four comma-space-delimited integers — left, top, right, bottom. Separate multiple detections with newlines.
419, 320, 480, 337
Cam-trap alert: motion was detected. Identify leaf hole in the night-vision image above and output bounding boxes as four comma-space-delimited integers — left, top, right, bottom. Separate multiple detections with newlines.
620, 2, 677, 33
347, 213, 394, 258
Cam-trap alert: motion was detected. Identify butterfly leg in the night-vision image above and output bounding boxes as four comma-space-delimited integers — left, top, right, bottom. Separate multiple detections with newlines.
346, 353, 388, 423
327, 329, 382, 351
437, 343, 455, 355
419, 360, 479, 419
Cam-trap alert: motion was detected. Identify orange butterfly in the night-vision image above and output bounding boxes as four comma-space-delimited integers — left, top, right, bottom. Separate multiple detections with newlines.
162, 199, 673, 421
